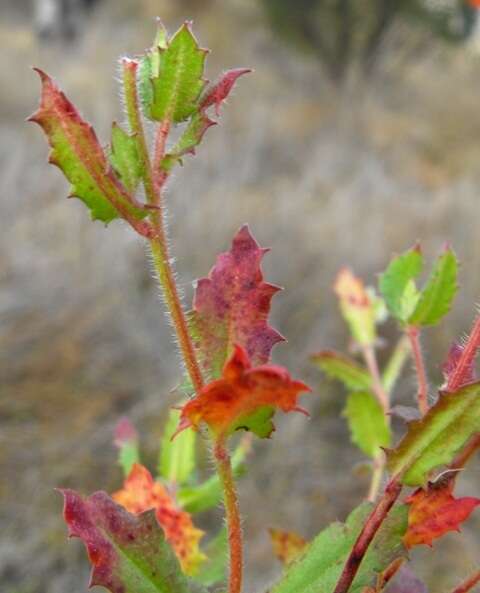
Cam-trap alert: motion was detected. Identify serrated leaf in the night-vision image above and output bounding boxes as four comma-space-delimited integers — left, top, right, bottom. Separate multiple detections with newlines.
269, 528, 308, 565
149, 23, 207, 123
160, 112, 216, 173
113, 464, 206, 576
311, 350, 372, 390
114, 417, 140, 477
199, 68, 251, 116
61, 489, 192, 593
442, 342, 477, 388
271, 503, 408, 593
343, 391, 391, 458
379, 247, 423, 323
403, 478, 479, 548
334, 268, 376, 346
178, 438, 250, 513
194, 528, 228, 586
175, 345, 310, 440
28, 70, 148, 224
189, 225, 285, 381
159, 407, 196, 486
109, 123, 143, 192
385, 565, 428, 593
408, 248, 458, 327
387, 382, 480, 486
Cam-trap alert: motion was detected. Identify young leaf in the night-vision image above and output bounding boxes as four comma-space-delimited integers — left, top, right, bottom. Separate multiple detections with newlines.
343, 391, 391, 458
159, 407, 196, 486
28, 70, 148, 225
189, 225, 285, 381
199, 68, 252, 116
160, 112, 216, 173
269, 528, 308, 565
379, 246, 423, 324
311, 350, 372, 391
387, 382, 480, 486
334, 268, 376, 346
408, 248, 458, 327
175, 344, 310, 440
178, 437, 250, 513
385, 565, 428, 593
403, 479, 480, 548
61, 489, 192, 593
194, 528, 228, 586
113, 464, 206, 576
114, 417, 140, 477
109, 123, 143, 192
271, 502, 408, 593
149, 22, 208, 123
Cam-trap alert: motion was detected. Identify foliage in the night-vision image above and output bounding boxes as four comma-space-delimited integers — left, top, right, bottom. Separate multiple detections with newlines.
31, 19, 480, 593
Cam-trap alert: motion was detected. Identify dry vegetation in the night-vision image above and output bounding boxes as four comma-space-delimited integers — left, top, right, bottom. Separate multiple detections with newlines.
1, 1, 480, 591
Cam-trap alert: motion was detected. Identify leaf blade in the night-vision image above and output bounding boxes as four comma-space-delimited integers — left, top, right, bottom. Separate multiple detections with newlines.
159, 407, 196, 486
311, 350, 372, 391
387, 382, 480, 486
343, 391, 391, 458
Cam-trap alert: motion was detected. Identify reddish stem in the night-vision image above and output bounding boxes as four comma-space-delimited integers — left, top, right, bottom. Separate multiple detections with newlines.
406, 326, 429, 416
333, 479, 402, 593
362, 344, 389, 414
449, 434, 480, 472
450, 570, 480, 593
447, 314, 480, 392
214, 438, 243, 593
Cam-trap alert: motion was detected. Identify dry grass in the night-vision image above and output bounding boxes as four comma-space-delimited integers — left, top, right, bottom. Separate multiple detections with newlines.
1, 1, 480, 591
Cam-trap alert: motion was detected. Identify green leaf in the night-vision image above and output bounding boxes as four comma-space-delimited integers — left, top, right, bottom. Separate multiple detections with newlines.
408, 248, 458, 327
159, 407, 196, 485
160, 112, 215, 173
109, 123, 143, 193
178, 439, 249, 513
311, 350, 372, 391
114, 417, 140, 477
194, 528, 228, 586
343, 392, 391, 458
380, 247, 423, 323
118, 441, 140, 477
29, 70, 148, 225
387, 381, 480, 486
149, 23, 207, 123
61, 489, 193, 593
271, 502, 408, 593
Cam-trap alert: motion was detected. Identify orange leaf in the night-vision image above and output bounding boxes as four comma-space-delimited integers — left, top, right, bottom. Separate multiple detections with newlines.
175, 344, 311, 440
269, 528, 308, 565
403, 479, 480, 548
112, 463, 206, 575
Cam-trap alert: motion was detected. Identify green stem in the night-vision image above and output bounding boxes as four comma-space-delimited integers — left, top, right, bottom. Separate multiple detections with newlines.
214, 437, 243, 593
121, 59, 243, 593
382, 335, 410, 395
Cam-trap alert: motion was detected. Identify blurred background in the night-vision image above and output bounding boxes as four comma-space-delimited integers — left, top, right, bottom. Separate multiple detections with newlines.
2, 1, 480, 591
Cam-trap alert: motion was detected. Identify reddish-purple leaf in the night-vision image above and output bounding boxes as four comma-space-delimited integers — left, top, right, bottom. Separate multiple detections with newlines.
189, 225, 285, 381
200, 68, 252, 116
60, 489, 191, 593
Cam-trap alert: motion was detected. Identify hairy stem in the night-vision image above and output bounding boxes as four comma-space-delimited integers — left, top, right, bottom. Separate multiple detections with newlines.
447, 314, 480, 392
450, 433, 480, 473
450, 570, 480, 593
122, 59, 243, 593
406, 326, 429, 416
214, 438, 243, 593
333, 479, 402, 593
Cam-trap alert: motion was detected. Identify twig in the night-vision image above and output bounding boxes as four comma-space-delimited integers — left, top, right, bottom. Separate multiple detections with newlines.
406, 326, 429, 416
450, 570, 480, 593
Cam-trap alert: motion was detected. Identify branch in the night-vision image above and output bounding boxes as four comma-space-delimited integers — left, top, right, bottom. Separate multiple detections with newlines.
450, 570, 480, 593
406, 326, 429, 416
333, 479, 403, 593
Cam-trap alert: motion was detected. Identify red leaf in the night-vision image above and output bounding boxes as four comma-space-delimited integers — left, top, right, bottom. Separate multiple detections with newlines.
403, 479, 480, 548
175, 344, 310, 440
200, 68, 252, 116
60, 488, 191, 593
269, 528, 308, 565
189, 225, 285, 381
112, 463, 205, 575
